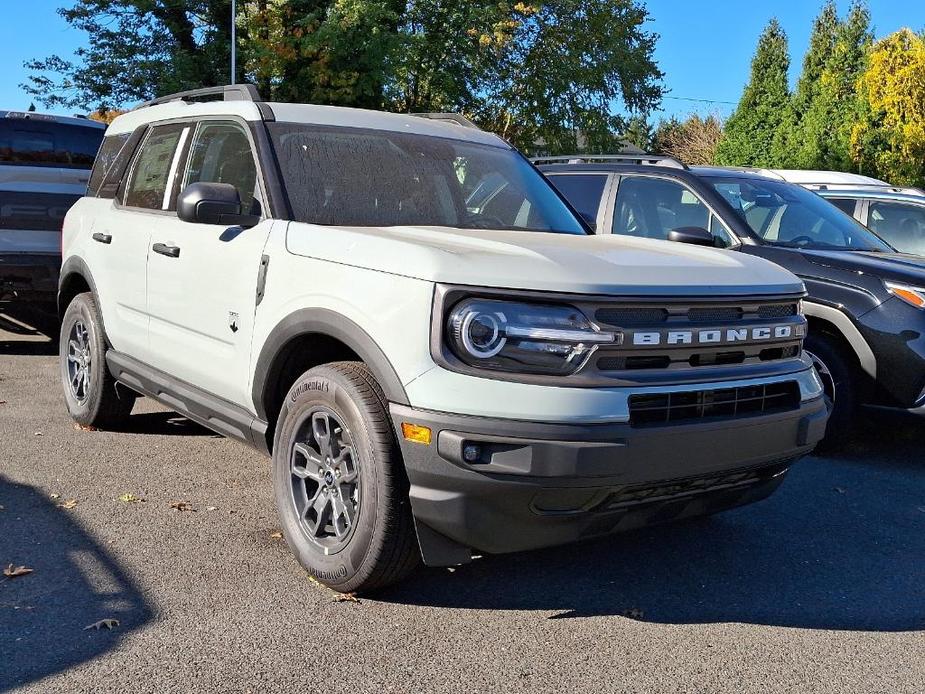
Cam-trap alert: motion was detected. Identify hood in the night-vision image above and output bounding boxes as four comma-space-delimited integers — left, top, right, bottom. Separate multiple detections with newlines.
801, 249, 925, 284
286, 224, 805, 297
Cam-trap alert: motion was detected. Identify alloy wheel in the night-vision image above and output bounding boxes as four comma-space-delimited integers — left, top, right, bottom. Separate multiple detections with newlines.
289, 408, 360, 553
66, 319, 92, 404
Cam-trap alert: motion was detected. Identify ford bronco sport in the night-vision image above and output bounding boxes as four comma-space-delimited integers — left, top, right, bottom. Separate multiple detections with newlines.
59, 86, 827, 593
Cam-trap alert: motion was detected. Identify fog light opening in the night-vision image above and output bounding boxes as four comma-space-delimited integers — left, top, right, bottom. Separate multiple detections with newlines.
462, 443, 482, 463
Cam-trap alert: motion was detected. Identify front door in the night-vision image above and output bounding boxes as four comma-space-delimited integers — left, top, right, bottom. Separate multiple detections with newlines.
145, 119, 272, 409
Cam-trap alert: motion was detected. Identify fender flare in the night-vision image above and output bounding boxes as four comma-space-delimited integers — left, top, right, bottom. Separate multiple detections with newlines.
251, 308, 410, 421
58, 256, 101, 316
803, 300, 877, 378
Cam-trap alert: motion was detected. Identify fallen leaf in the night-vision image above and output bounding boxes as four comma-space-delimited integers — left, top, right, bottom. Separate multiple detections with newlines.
917, 506, 925, 513
84, 618, 119, 631
0, 505, 5, 511
73, 423, 98, 432
269, 531, 283, 540
118, 493, 144, 503
33, 432, 43, 436
623, 608, 645, 620
834, 487, 847, 494
170, 501, 195, 512
3, 564, 33, 579
206, 506, 217, 511
57, 499, 78, 510
334, 593, 360, 604
0, 400, 7, 405
49, 493, 60, 500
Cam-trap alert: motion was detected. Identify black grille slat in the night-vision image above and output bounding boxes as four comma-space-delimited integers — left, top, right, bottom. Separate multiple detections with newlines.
595, 307, 668, 326
687, 306, 743, 322
629, 382, 800, 426
757, 303, 798, 319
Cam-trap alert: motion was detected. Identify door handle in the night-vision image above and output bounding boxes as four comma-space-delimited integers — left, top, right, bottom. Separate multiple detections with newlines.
152, 242, 181, 258
92, 232, 112, 245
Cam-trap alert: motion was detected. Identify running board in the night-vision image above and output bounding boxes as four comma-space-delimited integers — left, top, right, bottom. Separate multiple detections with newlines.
105, 350, 270, 455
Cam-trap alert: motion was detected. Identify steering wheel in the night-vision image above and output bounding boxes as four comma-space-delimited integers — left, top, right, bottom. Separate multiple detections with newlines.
787, 235, 815, 247
464, 213, 508, 229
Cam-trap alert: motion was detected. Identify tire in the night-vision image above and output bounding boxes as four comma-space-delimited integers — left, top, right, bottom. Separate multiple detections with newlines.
59, 292, 136, 428
804, 331, 858, 451
272, 361, 420, 593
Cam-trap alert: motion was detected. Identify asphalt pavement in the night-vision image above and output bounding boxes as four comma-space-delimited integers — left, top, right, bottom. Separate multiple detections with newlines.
1, 305, 924, 693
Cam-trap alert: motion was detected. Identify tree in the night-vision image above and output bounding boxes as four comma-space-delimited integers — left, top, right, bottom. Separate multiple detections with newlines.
23, 1, 241, 111
771, 1, 839, 167
851, 29, 925, 187
796, 0, 872, 170
715, 19, 791, 167
621, 115, 654, 151
488, 0, 663, 153
653, 113, 723, 165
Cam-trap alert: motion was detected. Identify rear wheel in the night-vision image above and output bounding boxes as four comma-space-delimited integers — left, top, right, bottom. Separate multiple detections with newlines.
59, 292, 136, 428
804, 331, 858, 450
272, 362, 419, 593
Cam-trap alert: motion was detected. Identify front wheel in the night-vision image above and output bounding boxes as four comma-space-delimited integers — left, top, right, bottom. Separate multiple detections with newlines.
272, 362, 419, 593
59, 292, 136, 428
804, 332, 858, 450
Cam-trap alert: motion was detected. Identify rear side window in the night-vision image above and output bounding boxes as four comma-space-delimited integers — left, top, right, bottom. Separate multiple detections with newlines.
546, 174, 608, 220
613, 176, 709, 238
868, 201, 925, 255
827, 197, 859, 216
123, 124, 189, 210
87, 133, 130, 197
0, 117, 103, 169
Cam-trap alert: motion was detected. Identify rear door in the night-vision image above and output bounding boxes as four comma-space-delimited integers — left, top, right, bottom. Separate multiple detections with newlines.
0, 113, 103, 255
544, 172, 613, 229
866, 200, 925, 256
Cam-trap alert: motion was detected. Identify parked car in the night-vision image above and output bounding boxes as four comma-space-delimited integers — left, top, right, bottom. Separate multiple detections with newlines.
770, 169, 925, 257
0, 110, 105, 308
537, 155, 925, 444
59, 87, 827, 593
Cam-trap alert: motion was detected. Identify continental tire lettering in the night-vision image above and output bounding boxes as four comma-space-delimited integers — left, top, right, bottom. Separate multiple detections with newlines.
291, 380, 330, 401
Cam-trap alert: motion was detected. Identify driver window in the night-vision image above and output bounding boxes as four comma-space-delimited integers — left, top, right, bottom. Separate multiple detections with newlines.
613, 176, 712, 242
183, 122, 260, 213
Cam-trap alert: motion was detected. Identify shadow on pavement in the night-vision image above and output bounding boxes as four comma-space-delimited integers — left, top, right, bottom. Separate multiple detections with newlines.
0, 476, 152, 691
0, 304, 59, 356
382, 421, 925, 632
116, 411, 218, 438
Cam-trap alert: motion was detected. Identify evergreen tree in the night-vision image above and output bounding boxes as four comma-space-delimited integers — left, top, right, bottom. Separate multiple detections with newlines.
714, 19, 791, 167
771, 1, 838, 166
798, 0, 872, 170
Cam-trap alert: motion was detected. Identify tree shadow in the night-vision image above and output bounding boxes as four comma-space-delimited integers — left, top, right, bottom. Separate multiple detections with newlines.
382, 423, 925, 632
0, 476, 152, 691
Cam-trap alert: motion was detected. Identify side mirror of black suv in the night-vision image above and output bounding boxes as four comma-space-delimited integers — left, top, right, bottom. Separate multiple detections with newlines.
177, 182, 260, 228
668, 226, 714, 247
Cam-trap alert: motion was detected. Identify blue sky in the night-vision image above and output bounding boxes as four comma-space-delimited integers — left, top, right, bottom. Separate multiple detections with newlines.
2, 1, 924, 120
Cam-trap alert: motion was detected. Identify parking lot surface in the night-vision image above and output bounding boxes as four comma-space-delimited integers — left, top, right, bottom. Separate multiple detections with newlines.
1, 308, 924, 693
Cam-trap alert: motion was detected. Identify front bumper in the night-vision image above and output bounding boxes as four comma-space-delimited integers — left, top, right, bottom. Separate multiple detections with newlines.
0, 253, 60, 303
391, 394, 828, 566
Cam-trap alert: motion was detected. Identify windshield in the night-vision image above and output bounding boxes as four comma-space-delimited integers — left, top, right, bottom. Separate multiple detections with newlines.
268, 123, 586, 234
708, 177, 892, 252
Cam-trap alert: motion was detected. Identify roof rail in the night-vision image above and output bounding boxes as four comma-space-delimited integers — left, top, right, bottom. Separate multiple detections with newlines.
531, 154, 688, 170
411, 113, 481, 130
136, 84, 262, 110
720, 166, 787, 181
800, 181, 924, 194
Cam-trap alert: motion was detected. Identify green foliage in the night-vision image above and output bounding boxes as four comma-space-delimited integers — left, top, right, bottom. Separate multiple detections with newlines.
851, 29, 925, 187
22, 1, 239, 111
714, 19, 790, 167
621, 115, 654, 151
25, 0, 663, 154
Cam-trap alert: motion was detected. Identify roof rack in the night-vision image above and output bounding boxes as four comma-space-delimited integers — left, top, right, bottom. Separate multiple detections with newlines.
136, 84, 262, 110
530, 154, 688, 170
800, 181, 924, 194
411, 113, 482, 130
720, 166, 787, 180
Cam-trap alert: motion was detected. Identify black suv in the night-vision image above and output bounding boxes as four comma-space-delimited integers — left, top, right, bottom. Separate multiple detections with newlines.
538, 155, 925, 443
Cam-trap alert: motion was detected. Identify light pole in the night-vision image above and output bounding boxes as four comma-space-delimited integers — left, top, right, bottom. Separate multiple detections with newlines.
230, 0, 236, 84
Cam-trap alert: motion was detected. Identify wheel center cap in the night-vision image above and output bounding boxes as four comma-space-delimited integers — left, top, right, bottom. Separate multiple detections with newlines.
323, 471, 335, 486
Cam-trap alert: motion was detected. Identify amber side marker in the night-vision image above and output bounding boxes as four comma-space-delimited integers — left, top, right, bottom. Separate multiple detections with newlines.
401, 422, 432, 445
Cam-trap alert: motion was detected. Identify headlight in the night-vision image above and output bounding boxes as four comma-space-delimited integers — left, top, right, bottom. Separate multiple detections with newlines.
446, 299, 619, 375
885, 281, 925, 309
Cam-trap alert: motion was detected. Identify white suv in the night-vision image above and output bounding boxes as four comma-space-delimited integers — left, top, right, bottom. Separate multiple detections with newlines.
59, 86, 828, 592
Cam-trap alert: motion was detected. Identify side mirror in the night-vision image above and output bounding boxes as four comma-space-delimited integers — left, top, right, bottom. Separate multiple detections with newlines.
579, 211, 597, 233
177, 182, 260, 228
668, 226, 715, 247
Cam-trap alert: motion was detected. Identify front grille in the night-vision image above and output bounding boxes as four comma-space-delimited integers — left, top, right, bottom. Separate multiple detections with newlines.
595, 307, 669, 326
628, 381, 801, 426
758, 303, 798, 319
687, 306, 743, 322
